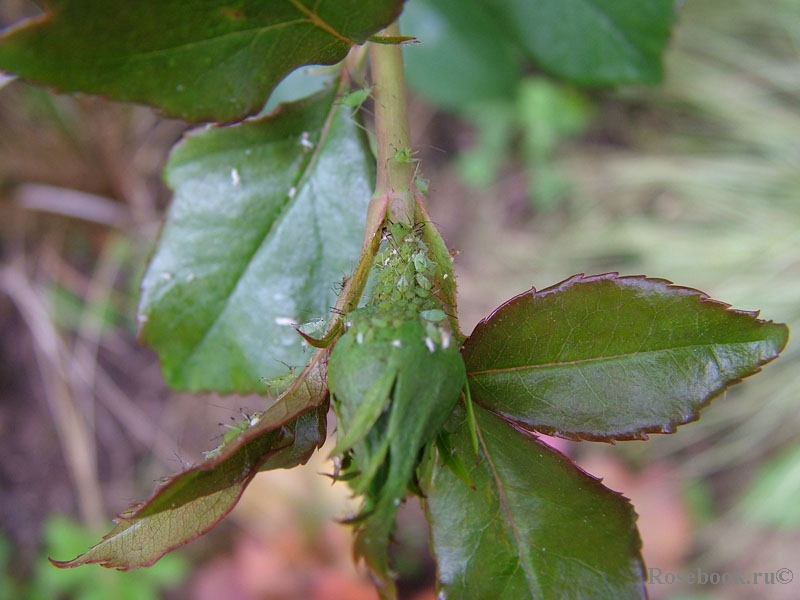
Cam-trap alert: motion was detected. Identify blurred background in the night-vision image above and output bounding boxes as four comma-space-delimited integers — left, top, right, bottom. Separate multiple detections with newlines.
1, 0, 798, 598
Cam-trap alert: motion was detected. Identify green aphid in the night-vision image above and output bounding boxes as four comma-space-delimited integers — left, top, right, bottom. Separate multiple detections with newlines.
203, 411, 261, 459
340, 85, 372, 109
420, 308, 446, 323
388, 221, 412, 240
393, 146, 418, 164
369, 220, 442, 316
260, 371, 296, 396
415, 273, 432, 291
412, 250, 430, 273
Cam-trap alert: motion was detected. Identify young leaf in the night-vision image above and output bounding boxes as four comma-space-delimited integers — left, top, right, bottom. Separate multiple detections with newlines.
425, 405, 646, 599
327, 216, 466, 594
329, 315, 465, 596
462, 274, 789, 440
0, 0, 405, 122
138, 87, 374, 392
51, 351, 328, 570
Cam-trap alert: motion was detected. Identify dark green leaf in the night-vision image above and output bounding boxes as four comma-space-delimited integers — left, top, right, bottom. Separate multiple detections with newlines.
51, 352, 328, 570
425, 405, 646, 599
0, 0, 405, 122
462, 274, 789, 440
138, 87, 374, 392
475, 0, 675, 87
400, 0, 521, 110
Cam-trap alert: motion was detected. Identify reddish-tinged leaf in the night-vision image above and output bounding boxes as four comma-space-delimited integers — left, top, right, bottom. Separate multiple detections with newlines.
51, 351, 328, 570
425, 405, 646, 599
0, 0, 406, 122
462, 273, 789, 440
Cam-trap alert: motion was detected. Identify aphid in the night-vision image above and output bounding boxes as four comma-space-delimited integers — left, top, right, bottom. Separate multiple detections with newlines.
222, 412, 260, 441
393, 146, 418, 165
420, 309, 446, 323
333, 275, 350, 294
339, 85, 372, 110
298, 317, 326, 336
412, 250, 430, 273
299, 131, 314, 150
203, 410, 261, 459
260, 371, 296, 396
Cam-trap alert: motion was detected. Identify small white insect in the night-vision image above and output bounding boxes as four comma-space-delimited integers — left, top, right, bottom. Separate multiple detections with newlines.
299, 131, 314, 150
231, 168, 241, 187
440, 328, 452, 349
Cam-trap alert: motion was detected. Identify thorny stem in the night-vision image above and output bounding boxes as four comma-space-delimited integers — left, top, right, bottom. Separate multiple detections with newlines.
370, 22, 415, 227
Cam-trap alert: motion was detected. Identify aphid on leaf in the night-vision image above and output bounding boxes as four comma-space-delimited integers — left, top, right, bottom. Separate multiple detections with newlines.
203, 410, 261, 459
259, 362, 298, 396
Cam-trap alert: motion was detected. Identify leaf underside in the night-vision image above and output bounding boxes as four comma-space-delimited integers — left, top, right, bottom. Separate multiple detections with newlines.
0, 0, 406, 122
138, 87, 374, 392
462, 273, 789, 441
51, 351, 329, 570
426, 405, 646, 600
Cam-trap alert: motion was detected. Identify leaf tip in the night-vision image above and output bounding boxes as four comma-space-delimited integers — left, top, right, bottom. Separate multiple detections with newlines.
48, 555, 78, 569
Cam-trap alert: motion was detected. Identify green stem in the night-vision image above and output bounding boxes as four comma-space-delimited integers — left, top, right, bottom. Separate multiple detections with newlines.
370, 22, 415, 226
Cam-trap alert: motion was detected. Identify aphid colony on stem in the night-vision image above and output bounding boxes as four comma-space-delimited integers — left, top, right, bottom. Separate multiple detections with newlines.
201, 220, 465, 595
346, 221, 452, 352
